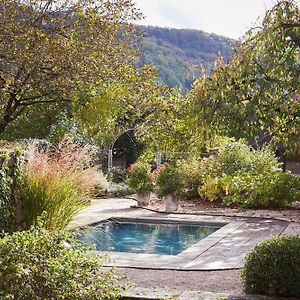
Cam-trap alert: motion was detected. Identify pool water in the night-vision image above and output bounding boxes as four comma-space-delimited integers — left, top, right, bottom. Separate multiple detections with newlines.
77, 219, 221, 255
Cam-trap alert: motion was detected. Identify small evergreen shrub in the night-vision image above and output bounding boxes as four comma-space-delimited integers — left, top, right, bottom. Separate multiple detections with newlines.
0, 225, 123, 299
242, 236, 300, 298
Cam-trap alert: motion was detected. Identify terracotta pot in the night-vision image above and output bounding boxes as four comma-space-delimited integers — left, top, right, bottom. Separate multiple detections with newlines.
136, 190, 151, 206
163, 194, 179, 212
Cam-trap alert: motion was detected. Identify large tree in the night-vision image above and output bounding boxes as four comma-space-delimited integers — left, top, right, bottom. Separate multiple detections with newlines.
0, 0, 143, 136
188, 0, 300, 149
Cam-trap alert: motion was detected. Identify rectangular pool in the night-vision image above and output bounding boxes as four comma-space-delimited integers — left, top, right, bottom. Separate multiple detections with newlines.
77, 218, 222, 255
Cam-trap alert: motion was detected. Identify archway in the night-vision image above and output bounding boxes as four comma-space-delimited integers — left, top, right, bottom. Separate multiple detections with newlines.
107, 128, 161, 170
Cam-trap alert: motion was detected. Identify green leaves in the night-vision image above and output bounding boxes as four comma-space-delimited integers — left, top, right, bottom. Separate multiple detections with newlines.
0, 0, 143, 136
0, 226, 124, 299
189, 0, 300, 147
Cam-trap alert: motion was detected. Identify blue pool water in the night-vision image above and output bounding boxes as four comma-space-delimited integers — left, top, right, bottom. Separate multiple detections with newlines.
77, 219, 221, 255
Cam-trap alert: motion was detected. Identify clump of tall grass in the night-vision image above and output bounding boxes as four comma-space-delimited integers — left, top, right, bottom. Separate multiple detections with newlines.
20, 139, 102, 230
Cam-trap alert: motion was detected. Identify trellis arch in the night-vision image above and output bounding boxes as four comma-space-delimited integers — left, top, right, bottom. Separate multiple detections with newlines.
107, 128, 161, 170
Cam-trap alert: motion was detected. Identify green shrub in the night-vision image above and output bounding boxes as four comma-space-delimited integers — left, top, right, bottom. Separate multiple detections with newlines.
198, 176, 224, 202
0, 149, 24, 232
197, 142, 288, 209
154, 164, 184, 197
176, 157, 202, 197
106, 167, 128, 183
128, 163, 152, 193
199, 171, 300, 208
0, 225, 123, 299
107, 182, 133, 197
242, 236, 300, 298
223, 172, 300, 208
198, 142, 280, 180
217, 141, 253, 175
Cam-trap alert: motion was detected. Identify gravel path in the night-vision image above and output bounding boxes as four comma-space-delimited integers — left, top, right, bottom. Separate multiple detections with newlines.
117, 268, 243, 294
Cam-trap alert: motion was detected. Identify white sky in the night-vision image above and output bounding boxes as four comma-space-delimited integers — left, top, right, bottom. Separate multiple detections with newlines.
133, 0, 299, 39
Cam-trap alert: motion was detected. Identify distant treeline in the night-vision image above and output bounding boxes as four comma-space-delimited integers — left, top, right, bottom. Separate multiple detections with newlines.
138, 26, 235, 91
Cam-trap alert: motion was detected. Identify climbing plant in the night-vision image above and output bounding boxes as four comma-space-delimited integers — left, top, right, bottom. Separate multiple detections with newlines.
0, 149, 24, 232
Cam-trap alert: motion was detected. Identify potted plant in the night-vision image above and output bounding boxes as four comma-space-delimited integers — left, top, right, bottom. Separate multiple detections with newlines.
154, 164, 183, 212
128, 162, 152, 206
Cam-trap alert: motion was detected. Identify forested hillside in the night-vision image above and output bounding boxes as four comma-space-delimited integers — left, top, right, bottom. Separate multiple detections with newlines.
138, 26, 235, 91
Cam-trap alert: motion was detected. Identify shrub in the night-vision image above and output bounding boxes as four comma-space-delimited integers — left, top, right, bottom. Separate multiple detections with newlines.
199, 142, 280, 180
0, 224, 123, 299
242, 236, 300, 298
176, 157, 202, 197
106, 182, 133, 197
222, 171, 300, 208
199, 171, 300, 208
217, 141, 253, 175
128, 163, 152, 193
154, 164, 184, 197
19, 141, 102, 230
0, 149, 24, 232
106, 167, 128, 183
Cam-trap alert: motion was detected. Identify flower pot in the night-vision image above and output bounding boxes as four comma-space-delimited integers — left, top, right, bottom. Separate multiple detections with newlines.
163, 194, 179, 212
136, 190, 151, 206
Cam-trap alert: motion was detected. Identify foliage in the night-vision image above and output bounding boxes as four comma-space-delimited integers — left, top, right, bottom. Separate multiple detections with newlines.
176, 157, 202, 197
154, 164, 184, 197
19, 140, 101, 230
0, 224, 123, 299
198, 142, 280, 180
106, 167, 129, 184
200, 171, 300, 208
106, 182, 133, 198
242, 236, 300, 298
0, 0, 143, 136
217, 142, 280, 175
128, 163, 152, 193
138, 26, 234, 91
0, 149, 24, 232
197, 141, 297, 209
188, 0, 300, 146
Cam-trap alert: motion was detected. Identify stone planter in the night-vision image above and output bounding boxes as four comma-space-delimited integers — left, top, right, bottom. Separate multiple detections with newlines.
136, 190, 151, 206
163, 194, 179, 212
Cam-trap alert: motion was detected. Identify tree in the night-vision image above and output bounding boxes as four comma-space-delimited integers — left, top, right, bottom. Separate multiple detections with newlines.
0, 0, 143, 135
188, 0, 300, 149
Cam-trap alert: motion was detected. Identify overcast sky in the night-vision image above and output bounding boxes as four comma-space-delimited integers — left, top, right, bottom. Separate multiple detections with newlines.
133, 0, 299, 39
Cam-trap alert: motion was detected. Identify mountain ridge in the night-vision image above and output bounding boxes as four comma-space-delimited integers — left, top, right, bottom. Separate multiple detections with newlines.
138, 26, 236, 91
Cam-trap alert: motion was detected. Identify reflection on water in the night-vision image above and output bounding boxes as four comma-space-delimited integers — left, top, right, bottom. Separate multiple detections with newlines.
77, 221, 220, 255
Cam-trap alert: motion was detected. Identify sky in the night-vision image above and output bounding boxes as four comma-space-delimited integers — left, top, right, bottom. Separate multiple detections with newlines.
133, 0, 299, 39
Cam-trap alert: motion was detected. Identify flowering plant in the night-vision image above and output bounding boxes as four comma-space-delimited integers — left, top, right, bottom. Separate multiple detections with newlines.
153, 164, 184, 197
128, 162, 152, 193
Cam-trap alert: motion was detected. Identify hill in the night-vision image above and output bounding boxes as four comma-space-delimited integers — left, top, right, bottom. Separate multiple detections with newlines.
138, 26, 235, 91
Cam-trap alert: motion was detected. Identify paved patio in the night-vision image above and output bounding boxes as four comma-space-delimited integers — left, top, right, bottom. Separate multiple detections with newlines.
70, 198, 289, 271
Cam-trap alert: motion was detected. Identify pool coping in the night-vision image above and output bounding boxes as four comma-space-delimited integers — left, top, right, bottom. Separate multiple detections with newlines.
71, 199, 289, 271
87, 215, 288, 270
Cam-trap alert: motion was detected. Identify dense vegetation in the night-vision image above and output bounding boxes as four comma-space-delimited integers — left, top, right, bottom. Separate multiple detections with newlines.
138, 26, 234, 91
0, 224, 123, 299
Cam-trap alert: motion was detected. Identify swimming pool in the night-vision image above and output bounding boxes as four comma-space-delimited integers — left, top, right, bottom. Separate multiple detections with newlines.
77, 218, 222, 255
